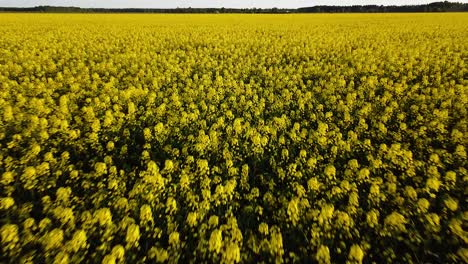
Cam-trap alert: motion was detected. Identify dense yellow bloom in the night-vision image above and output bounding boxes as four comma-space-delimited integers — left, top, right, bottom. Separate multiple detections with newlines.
258, 223, 269, 235
148, 247, 169, 262
319, 204, 335, 226
0, 197, 15, 210
384, 212, 407, 233
316, 245, 331, 264
54, 251, 69, 264
39, 218, 52, 232
209, 215, 219, 227
23, 218, 36, 230
43, 228, 64, 251
404, 186, 418, 201
53, 206, 75, 226
348, 244, 364, 263
94, 208, 113, 226
1, 224, 19, 250
417, 199, 430, 214
307, 177, 321, 191
67, 230, 87, 252
21, 167, 37, 189
95, 162, 108, 176
444, 197, 459, 212
307, 157, 317, 169
209, 229, 223, 254
125, 224, 140, 248
112, 245, 125, 260
0, 12, 466, 263
324, 165, 336, 179
56, 187, 72, 203
1, 172, 15, 185
426, 178, 441, 193
165, 197, 177, 214
164, 160, 175, 172
444, 171, 456, 185
169, 232, 180, 247
140, 204, 153, 223
197, 159, 210, 174
357, 168, 370, 181
366, 210, 379, 228
223, 243, 241, 263
186, 212, 198, 227
287, 198, 301, 225
106, 141, 115, 151
269, 227, 284, 257
102, 255, 116, 264
425, 213, 441, 232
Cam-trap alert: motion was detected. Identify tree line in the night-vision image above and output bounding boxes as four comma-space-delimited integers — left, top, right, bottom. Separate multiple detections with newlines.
0, 1, 467, 13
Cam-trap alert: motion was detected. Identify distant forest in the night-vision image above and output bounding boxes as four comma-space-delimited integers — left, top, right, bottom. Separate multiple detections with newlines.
1, 1, 467, 13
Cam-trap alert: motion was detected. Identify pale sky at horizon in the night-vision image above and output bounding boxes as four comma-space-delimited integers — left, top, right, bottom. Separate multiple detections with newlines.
2, 1, 467, 9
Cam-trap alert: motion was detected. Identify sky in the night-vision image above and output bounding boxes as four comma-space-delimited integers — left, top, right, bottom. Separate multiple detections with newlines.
0, 1, 467, 9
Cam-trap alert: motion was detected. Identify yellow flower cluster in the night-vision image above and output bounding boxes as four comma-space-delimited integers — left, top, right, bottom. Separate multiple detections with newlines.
0, 13, 466, 263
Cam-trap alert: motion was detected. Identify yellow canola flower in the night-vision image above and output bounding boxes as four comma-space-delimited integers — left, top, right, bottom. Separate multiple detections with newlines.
125, 224, 140, 247
417, 198, 430, 213
67, 229, 87, 252
426, 177, 441, 193
223, 243, 241, 264
444, 197, 459, 212
94, 208, 113, 226
384, 212, 407, 233
209, 229, 223, 254
169, 232, 180, 247
111, 245, 125, 260
0, 12, 466, 264
94, 162, 108, 176
444, 171, 456, 185
324, 165, 336, 179
148, 247, 169, 262
21, 167, 37, 190
348, 159, 359, 170
1, 172, 15, 185
102, 255, 116, 264
209, 215, 219, 227
404, 186, 418, 201
366, 210, 379, 228
165, 197, 177, 214
1, 224, 19, 248
348, 244, 364, 263
358, 168, 370, 181
319, 204, 335, 225
258, 223, 269, 235
458, 248, 468, 263
106, 141, 115, 151
164, 159, 174, 172
0, 197, 15, 210
3, 105, 13, 121
307, 177, 321, 191
43, 228, 64, 251
53, 206, 75, 226
316, 245, 331, 264
186, 212, 198, 227
287, 198, 301, 225
23, 218, 36, 230
31, 144, 41, 156
56, 187, 72, 203
53, 251, 69, 264
307, 157, 317, 169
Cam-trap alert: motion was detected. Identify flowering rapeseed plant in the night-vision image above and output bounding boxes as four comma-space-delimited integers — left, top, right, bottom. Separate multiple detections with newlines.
0, 13, 466, 264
